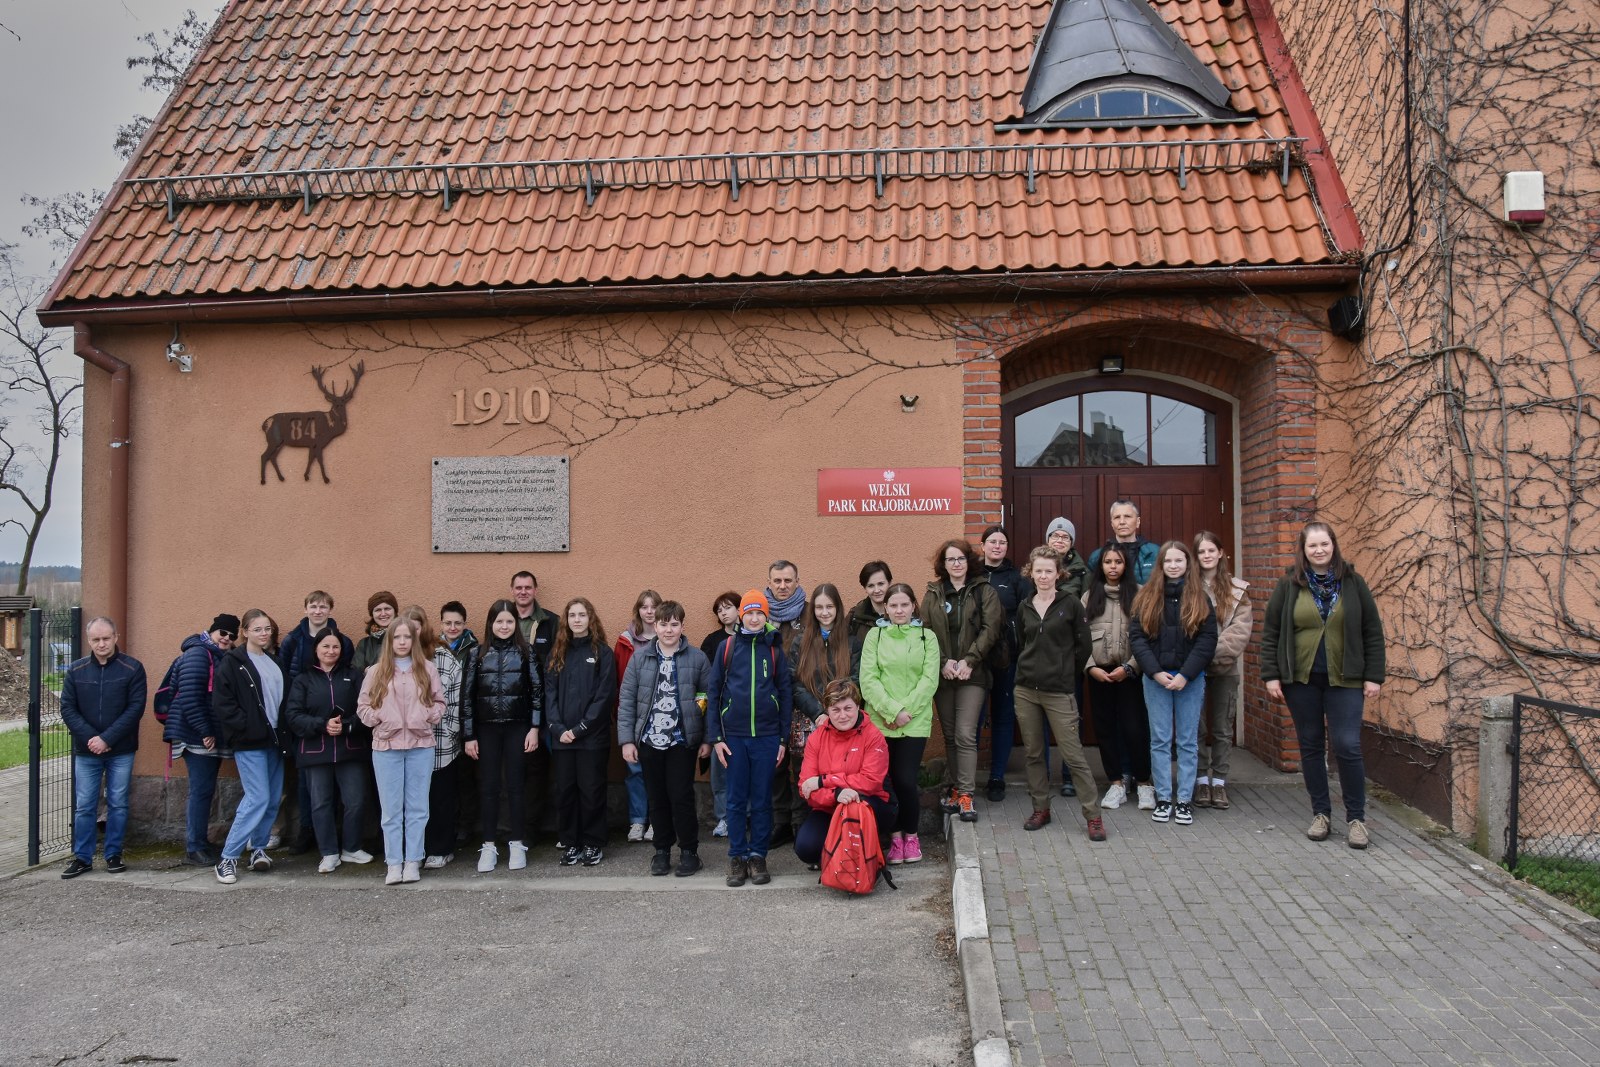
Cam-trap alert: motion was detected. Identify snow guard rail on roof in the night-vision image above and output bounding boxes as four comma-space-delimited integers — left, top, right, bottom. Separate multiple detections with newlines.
124, 137, 1307, 220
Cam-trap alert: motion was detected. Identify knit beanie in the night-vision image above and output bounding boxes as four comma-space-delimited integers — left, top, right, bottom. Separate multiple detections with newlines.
1046, 517, 1076, 541
739, 589, 771, 615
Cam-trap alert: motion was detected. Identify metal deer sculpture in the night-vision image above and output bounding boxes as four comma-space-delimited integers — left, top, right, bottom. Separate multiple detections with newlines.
260, 361, 366, 485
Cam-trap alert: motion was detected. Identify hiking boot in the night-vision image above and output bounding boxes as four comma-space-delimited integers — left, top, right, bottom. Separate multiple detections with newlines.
508, 841, 528, 870
248, 848, 273, 872
748, 856, 771, 884
903, 834, 923, 863
712, 819, 728, 838
986, 779, 1006, 803
385, 864, 403, 885
1100, 781, 1127, 809
1307, 813, 1331, 841
477, 843, 499, 872
887, 836, 906, 864
650, 850, 672, 876
675, 852, 702, 877
401, 861, 421, 883
1152, 801, 1173, 823
317, 855, 341, 874
1086, 817, 1107, 842
1210, 784, 1231, 810
1136, 784, 1156, 810
1194, 783, 1212, 808
581, 847, 604, 867
104, 854, 127, 874
61, 858, 92, 879
957, 793, 977, 822
1347, 819, 1370, 849
726, 857, 749, 887
1023, 809, 1051, 831
424, 853, 453, 869
213, 857, 238, 884
627, 823, 645, 842
1174, 803, 1194, 826
560, 846, 582, 867
939, 788, 959, 815
340, 848, 375, 864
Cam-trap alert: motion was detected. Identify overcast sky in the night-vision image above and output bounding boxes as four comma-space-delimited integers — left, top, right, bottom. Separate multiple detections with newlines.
0, 0, 209, 568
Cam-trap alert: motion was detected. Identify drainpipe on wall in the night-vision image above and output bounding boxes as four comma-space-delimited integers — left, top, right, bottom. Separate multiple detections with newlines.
72, 321, 130, 641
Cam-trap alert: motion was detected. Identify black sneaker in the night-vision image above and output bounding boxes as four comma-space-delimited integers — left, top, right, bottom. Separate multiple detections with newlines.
104, 855, 127, 874
675, 852, 702, 877
748, 856, 771, 885
650, 850, 672, 876
1152, 801, 1173, 823
985, 779, 1006, 803
182, 850, 214, 867
61, 858, 92, 879
1174, 803, 1194, 826
726, 858, 749, 887
1060, 777, 1077, 797
580, 847, 604, 867
559, 846, 582, 867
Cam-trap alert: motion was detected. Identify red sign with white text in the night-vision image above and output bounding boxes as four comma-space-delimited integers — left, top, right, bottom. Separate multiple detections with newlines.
817, 467, 962, 516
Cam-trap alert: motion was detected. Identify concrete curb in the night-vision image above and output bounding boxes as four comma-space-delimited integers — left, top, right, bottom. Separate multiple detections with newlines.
947, 815, 1014, 1067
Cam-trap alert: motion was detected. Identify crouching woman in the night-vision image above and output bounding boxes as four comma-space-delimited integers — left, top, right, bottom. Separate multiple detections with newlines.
795, 678, 895, 867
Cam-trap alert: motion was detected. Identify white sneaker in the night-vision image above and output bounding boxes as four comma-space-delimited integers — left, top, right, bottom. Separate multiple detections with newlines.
1136, 784, 1157, 810
340, 848, 375, 865
627, 823, 645, 842
712, 819, 728, 838
384, 864, 403, 885
642, 825, 654, 842
1100, 781, 1127, 809
401, 861, 421, 883
317, 855, 341, 874
508, 841, 528, 870
265, 833, 282, 850
423, 854, 452, 870
477, 843, 498, 872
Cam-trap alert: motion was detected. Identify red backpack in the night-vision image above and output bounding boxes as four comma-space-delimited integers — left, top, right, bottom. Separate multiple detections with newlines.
820, 800, 897, 895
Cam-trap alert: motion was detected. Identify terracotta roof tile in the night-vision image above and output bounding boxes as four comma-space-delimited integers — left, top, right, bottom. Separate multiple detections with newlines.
45, 0, 1351, 309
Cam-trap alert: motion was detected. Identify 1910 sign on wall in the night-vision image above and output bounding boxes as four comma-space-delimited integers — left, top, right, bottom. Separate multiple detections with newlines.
260, 362, 366, 484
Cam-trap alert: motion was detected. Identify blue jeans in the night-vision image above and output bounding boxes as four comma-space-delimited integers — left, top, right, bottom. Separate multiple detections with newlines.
373, 747, 434, 864
72, 752, 134, 862
1143, 675, 1205, 804
723, 734, 780, 859
710, 752, 727, 820
625, 760, 648, 824
984, 663, 1017, 783
180, 751, 222, 853
222, 748, 284, 861
1284, 677, 1367, 821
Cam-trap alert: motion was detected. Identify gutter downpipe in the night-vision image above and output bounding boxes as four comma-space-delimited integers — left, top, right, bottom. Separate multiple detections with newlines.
72, 322, 130, 640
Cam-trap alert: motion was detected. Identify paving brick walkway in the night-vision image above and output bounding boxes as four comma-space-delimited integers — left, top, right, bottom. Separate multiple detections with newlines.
975, 763, 1600, 1067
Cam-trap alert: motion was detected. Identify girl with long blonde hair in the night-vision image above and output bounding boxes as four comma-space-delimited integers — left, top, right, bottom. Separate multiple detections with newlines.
358, 618, 445, 885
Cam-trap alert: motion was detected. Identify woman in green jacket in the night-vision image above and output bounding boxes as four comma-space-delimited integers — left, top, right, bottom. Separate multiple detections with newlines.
859, 583, 941, 865
1261, 521, 1385, 849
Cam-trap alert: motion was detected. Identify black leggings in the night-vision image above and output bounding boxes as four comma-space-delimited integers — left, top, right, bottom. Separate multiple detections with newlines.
794, 794, 896, 865
1087, 675, 1151, 782
475, 721, 527, 843
885, 736, 927, 836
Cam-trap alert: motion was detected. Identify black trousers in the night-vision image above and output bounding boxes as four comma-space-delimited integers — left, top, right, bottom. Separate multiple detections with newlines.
885, 736, 927, 836
794, 793, 896, 866
1087, 675, 1151, 782
303, 760, 367, 857
638, 743, 699, 854
424, 757, 463, 856
552, 746, 609, 850
476, 721, 527, 843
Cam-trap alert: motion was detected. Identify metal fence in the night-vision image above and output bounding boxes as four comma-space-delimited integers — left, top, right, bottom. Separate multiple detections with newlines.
1507, 694, 1600, 872
28, 607, 79, 866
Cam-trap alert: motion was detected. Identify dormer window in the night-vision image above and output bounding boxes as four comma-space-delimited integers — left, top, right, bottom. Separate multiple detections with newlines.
1004, 0, 1250, 130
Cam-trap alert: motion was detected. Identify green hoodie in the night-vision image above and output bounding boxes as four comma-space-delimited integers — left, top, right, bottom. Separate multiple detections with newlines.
859, 621, 941, 739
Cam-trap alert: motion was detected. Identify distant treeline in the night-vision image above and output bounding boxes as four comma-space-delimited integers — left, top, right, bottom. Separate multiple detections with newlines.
0, 563, 82, 585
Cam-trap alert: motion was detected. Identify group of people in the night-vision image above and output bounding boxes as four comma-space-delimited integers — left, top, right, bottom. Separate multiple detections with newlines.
56, 503, 1386, 888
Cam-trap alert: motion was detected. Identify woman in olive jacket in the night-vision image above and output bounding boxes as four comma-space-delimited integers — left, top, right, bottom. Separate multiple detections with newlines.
920, 539, 1004, 822
1261, 521, 1385, 849
1193, 531, 1253, 811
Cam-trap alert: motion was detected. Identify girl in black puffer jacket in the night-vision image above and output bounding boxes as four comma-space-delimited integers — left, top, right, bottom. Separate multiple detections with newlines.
544, 598, 617, 866
462, 599, 543, 873
1128, 541, 1217, 826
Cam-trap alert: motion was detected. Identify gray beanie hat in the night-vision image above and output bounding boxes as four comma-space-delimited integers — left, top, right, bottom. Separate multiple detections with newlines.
1046, 517, 1076, 541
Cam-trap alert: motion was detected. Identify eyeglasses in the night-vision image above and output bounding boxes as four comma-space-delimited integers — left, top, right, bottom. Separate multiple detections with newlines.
944, 556, 967, 564
246, 626, 273, 635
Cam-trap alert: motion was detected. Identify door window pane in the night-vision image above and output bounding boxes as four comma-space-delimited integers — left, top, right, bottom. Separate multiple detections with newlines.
1015, 397, 1080, 467
1080, 391, 1147, 466
1151, 396, 1216, 465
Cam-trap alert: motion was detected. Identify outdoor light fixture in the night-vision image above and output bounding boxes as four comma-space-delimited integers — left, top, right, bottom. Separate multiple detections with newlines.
1099, 355, 1125, 375
900, 394, 919, 412
165, 325, 193, 373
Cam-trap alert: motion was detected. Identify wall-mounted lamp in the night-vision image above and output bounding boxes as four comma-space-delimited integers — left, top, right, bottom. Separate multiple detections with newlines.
1099, 355, 1125, 375
166, 324, 193, 373
900, 394, 919, 413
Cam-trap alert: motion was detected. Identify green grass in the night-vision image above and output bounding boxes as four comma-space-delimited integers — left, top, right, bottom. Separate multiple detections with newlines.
0, 724, 69, 771
1514, 855, 1600, 919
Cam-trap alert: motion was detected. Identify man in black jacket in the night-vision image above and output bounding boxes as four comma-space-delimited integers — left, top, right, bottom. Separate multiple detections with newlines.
59, 617, 147, 878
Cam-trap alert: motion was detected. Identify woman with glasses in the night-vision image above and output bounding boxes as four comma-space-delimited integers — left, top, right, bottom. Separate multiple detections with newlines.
921, 539, 1004, 823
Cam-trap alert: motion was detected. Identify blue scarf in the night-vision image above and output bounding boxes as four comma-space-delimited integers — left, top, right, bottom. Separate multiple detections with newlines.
765, 584, 808, 624
1306, 570, 1341, 621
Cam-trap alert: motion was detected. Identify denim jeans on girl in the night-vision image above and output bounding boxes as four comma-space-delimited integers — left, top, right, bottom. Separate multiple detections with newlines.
222, 748, 284, 860
1143, 674, 1206, 804
625, 760, 648, 825
179, 750, 222, 854
723, 734, 780, 859
72, 752, 134, 863
373, 747, 434, 864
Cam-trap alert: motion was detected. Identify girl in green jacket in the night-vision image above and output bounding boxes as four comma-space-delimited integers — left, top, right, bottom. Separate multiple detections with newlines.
859, 583, 941, 864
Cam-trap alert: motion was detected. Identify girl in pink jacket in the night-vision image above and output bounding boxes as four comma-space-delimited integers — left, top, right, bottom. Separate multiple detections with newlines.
359, 619, 444, 885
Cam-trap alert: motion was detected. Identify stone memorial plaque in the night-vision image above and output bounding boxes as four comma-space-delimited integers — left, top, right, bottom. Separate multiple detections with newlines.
432, 456, 570, 552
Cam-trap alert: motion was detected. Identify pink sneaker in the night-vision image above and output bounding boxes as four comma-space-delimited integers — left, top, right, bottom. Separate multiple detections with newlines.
903, 833, 923, 863
887, 835, 905, 865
